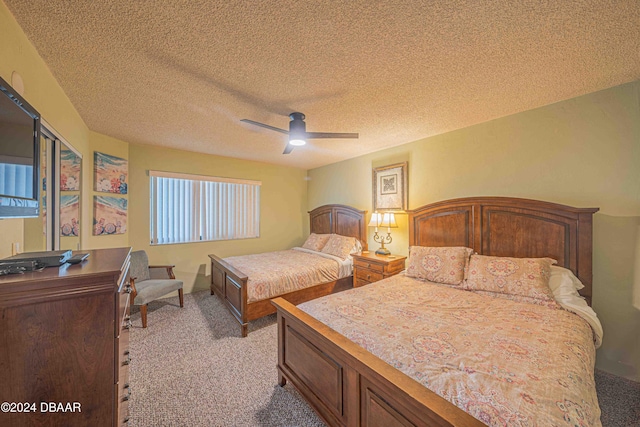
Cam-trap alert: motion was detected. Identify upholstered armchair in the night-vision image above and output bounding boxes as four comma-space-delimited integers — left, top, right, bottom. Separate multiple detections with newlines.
129, 250, 184, 328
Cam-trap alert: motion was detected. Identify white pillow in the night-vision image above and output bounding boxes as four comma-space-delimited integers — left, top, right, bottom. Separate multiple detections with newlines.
351, 239, 363, 255
549, 266, 585, 297
548, 267, 603, 349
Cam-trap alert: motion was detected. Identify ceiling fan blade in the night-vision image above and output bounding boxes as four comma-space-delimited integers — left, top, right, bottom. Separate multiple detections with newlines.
305, 132, 359, 139
241, 119, 289, 135
283, 143, 295, 154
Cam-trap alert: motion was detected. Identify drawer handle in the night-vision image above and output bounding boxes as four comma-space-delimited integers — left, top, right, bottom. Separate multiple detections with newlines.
366, 263, 371, 268
367, 274, 371, 280
123, 353, 131, 366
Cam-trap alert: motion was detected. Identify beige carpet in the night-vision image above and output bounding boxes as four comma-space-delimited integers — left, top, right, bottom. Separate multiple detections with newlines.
129, 290, 639, 427
128, 290, 324, 427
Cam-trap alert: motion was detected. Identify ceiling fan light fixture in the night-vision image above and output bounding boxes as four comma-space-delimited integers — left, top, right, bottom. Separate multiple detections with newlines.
289, 138, 306, 146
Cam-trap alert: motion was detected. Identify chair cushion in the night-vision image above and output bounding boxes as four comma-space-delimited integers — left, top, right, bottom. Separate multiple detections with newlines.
133, 279, 183, 306
130, 250, 151, 282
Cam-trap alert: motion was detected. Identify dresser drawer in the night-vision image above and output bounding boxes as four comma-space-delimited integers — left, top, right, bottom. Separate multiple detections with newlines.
116, 325, 131, 426
117, 382, 131, 426
115, 312, 131, 384
119, 400, 130, 427
357, 269, 383, 282
118, 290, 131, 333
356, 277, 373, 287
354, 259, 384, 273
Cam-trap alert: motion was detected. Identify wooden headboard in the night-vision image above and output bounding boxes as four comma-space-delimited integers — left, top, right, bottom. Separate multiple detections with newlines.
408, 197, 599, 305
309, 204, 368, 251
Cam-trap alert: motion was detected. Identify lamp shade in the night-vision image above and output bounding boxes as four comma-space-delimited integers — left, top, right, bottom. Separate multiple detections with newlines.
368, 212, 397, 228
368, 212, 382, 227
380, 212, 398, 228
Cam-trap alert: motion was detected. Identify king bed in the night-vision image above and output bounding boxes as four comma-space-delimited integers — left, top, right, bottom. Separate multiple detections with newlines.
209, 204, 367, 337
273, 197, 601, 426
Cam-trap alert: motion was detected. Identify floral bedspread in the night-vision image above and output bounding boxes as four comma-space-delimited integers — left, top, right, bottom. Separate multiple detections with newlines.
298, 274, 601, 426
224, 250, 340, 303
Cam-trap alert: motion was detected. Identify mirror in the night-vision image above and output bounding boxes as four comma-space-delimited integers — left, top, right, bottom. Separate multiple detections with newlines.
58, 141, 81, 251
22, 130, 82, 252
22, 134, 49, 252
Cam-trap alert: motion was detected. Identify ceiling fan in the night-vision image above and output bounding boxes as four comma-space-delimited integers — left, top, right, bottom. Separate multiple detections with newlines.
241, 112, 358, 154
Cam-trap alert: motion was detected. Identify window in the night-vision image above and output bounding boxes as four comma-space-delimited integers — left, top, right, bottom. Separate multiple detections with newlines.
150, 171, 260, 245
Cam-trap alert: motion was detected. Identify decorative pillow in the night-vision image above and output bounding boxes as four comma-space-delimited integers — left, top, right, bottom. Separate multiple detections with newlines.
462, 255, 557, 302
321, 234, 357, 260
301, 233, 331, 252
405, 246, 473, 285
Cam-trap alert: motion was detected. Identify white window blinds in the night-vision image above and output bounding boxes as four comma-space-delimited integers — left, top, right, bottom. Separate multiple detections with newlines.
0, 163, 34, 199
150, 171, 260, 245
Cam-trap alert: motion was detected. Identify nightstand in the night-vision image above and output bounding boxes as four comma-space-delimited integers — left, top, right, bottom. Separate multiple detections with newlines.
352, 252, 407, 287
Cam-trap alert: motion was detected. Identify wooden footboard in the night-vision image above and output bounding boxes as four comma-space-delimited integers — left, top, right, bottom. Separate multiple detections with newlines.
210, 254, 249, 334
209, 254, 353, 337
272, 297, 484, 427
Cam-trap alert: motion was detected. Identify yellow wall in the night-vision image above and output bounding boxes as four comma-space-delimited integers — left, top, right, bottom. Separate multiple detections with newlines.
128, 143, 308, 294
0, 219, 23, 258
308, 80, 640, 381
0, 0, 91, 252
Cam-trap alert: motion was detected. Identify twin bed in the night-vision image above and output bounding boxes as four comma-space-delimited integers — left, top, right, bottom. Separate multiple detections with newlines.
273, 197, 602, 426
209, 204, 367, 337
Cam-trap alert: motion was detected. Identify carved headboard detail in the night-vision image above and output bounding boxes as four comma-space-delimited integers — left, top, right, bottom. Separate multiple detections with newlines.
309, 204, 368, 251
408, 197, 599, 305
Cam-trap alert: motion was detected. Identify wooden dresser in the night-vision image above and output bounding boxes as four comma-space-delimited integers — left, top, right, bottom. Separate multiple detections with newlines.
352, 252, 407, 287
0, 247, 131, 427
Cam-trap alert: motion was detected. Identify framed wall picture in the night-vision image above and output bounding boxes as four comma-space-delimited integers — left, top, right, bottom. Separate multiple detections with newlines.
60, 194, 80, 237
93, 196, 127, 235
372, 162, 408, 211
94, 151, 128, 194
60, 148, 81, 191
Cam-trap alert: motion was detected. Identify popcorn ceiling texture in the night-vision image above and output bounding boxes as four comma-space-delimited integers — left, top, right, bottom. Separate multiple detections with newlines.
5, 0, 640, 169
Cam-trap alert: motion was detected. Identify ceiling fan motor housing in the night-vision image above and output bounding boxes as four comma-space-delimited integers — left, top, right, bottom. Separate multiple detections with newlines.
289, 112, 306, 135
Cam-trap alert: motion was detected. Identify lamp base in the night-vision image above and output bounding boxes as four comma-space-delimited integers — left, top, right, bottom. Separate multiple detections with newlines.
375, 247, 391, 256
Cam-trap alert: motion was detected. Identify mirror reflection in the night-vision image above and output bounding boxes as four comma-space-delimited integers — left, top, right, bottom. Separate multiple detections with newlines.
22, 134, 49, 252
59, 142, 81, 251
22, 133, 82, 252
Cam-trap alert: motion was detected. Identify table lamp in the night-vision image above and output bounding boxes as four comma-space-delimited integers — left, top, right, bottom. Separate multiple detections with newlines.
368, 212, 398, 255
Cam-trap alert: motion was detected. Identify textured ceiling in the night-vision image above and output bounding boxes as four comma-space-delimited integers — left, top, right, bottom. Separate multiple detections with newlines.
4, 0, 640, 170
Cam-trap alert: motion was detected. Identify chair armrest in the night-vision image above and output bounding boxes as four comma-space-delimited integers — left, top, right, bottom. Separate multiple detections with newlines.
149, 265, 176, 279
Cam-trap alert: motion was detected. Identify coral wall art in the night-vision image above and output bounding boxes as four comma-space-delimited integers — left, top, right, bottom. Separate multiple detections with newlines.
94, 151, 128, 194
60, 195, 80, 237
60, 148, 81, 191
93, 196, 127, 235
